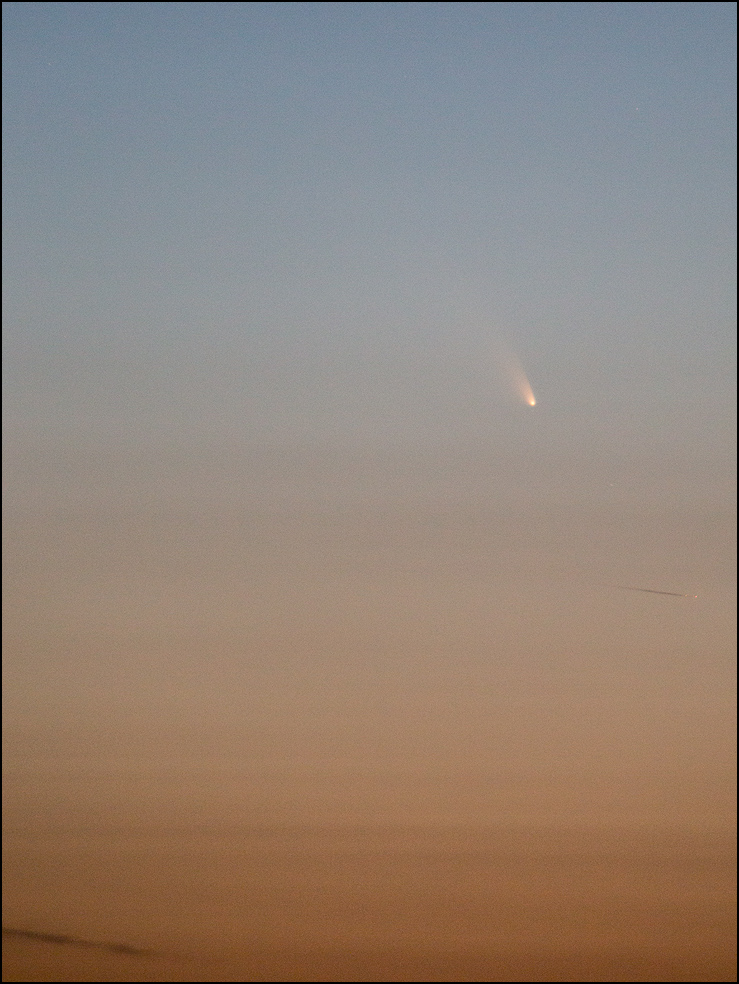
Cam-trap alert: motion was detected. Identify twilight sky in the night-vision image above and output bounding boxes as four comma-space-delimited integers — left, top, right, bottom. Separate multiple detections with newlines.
3, 2, 736, 830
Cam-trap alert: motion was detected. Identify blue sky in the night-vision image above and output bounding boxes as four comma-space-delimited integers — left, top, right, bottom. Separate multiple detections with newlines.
4, 3, 735, 433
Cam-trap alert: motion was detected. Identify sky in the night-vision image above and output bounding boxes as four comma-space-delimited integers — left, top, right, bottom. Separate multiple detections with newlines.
2, 2, 736, 832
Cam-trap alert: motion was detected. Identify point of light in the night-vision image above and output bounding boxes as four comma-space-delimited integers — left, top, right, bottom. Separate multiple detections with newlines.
527, 395, 536, 407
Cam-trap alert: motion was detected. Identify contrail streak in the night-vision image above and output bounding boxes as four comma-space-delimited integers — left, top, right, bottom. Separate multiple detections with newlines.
616, 586, 697, 598
2, 927, 159, 956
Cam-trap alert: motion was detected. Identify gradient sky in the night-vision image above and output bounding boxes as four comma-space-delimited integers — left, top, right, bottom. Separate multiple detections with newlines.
3, 2, 736, 830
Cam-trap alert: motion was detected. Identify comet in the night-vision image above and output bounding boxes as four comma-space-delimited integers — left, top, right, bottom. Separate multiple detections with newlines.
617, 585, 698, 598
492, 341, 537, 407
